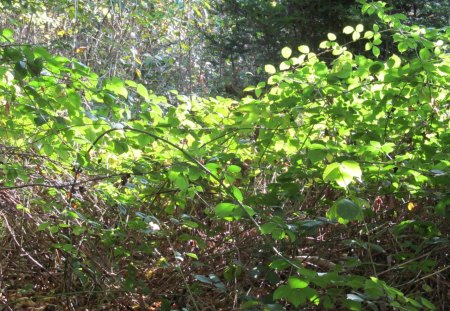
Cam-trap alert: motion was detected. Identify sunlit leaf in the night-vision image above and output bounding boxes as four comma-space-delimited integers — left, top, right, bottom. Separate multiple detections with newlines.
186, 253, 198, 260
323, 161, 361, 187
265, 64, 276, 74
298, 45, 310, 54
215, 203, 237, 218
106, 77, 128, 98
419, 48, 431, 60
343, 26, 354, 34
280, 61, 291, 70
288, 277, 309, 289
327, 33, 337, 41
281, 47, 292, 59
136, 83, 149, 99
232, 186, 243, 202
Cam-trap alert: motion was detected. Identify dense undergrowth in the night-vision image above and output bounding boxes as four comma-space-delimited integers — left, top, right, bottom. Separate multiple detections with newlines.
0, 1, 449, 310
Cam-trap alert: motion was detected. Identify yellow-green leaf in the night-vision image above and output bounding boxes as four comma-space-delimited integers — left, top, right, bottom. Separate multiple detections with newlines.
281, 46, 292, 59
265, 64, 276, 74
343, 26, 354, 34
298, 45, 310, 54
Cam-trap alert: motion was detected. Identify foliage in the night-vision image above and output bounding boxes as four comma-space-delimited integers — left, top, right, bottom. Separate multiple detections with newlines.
0, 0, 449, 309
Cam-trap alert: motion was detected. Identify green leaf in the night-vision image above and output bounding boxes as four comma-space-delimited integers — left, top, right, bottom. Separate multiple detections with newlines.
28, 57, 44, 76
369, 62, 384, 74
319, 41, 328, 49
185, 253, 198, 260
175, 176, 189, 191
308, 144, 327, 163
288, 277, 309, 289
242, 205, 255, 217
67, 211, 79, 219
438, 65, 450, 74
183, 220, 198, 228
364, 31, 374, 39
232, 186, 243, 202
14, 61, 28, 80
1, 28, 14, 41
265, 64, 276, 75
188, 166, 202, 181
214, 202, 237, 218
227, 165, 241, 173
136, 134, 153, 147
38, 222, 50, 231
273, 285, 290, 299
272, 260, 294, 272
4, 47, 23, 61
372, 46, 380, 58
136, 83, 149, 99
387, 54, 401, 68
419, 48, 431, 60
334, 62, 352, 78
261, 222, 277, 234
347, 293, 364, 302
195, 274, 213, 285
281, 47, 292, 59
323, 161, 362, 188
364, 278, 384, 299
106, 77, 128, 98
341, 161, 362, 180
323, 162, 340, 180
256, 81, 266, 89
335, 198, 362, 221
380, 143, 395, 154
288, 289, 306, 307
66, 91, 82, 115
419, 297, 436, 310
398, 42, 408, 53
271, 228, 285, 240
43, 144, 53, 156
6, 168, 18, 181
114, 140, 129, 154
34, 115, 49, 126
314, 62, 328, 76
